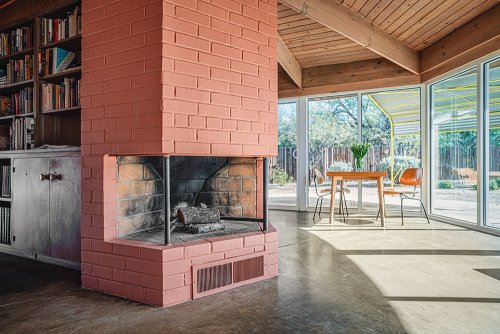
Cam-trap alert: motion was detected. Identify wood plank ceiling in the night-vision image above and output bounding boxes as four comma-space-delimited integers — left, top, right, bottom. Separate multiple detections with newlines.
278, 0, 498, 70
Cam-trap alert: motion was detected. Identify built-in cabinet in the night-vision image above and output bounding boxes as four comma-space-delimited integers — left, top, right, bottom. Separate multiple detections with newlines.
0, 148, 80, 267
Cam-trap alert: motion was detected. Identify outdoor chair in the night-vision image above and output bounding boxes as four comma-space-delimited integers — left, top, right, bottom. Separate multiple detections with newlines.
312, 167, 350, 221
376, 168, 430, 225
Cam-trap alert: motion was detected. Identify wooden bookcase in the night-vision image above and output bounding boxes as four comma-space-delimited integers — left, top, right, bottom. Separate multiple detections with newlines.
0, 0, 81, 150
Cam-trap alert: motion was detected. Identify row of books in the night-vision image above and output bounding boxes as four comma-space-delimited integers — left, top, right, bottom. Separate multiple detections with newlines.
0, 55, 33, 86
11, 118, 34, 150
0, 87, 33, 116
0, 164, 10, 197
0, 25, 33, 57
0, 118, 35, 151
0, 206, 10, 244
41, 78, 80, 112
40, 7, 81, 45
39, 47, 77, 76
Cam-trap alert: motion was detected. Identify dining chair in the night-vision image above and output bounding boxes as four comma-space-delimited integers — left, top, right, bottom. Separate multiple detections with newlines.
312, 167, 350, 221
376, 167, 430, 225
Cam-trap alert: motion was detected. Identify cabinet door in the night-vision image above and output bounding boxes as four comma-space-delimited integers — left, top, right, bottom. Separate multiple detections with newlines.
49, 157, 81, 262
11, 158, 50, 255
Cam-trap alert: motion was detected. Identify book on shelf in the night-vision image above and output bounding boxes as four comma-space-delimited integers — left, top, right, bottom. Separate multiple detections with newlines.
0, 96, 11, 116
1, 55, 33, 85
10, 117, 34, 150
0, 24, 33, 57
42, 77, 80, 111
0, 206, 11, 244
0, 164, 10, 197
40, 6, 81, 45
39, 47, 78, 76
0, 125, 9, 150
1, 87, 33, 115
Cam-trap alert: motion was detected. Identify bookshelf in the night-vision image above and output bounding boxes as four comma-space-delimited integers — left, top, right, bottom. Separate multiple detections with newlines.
0, 0, 81, 151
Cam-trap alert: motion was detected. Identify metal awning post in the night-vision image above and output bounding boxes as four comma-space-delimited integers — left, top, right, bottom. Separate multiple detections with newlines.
263, 157, 269, 231
163, 156, 171, 244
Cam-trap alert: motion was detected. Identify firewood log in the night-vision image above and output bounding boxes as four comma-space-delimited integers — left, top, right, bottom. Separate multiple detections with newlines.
186, 222, 225, 234
177, 207, 220, 224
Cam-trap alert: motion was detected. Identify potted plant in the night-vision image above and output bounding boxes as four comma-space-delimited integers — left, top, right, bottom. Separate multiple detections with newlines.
351, 143, 370, 172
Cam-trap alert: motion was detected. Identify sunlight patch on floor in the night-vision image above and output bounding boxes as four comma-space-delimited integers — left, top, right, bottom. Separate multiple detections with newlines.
302, 216, 500, 334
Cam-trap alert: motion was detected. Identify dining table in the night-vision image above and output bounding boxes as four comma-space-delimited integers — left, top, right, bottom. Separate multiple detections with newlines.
326, 171, 388, 226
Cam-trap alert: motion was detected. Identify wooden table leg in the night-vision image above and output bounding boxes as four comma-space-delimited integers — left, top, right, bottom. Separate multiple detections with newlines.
329, 176, 339, 224
377, 176, 385, 227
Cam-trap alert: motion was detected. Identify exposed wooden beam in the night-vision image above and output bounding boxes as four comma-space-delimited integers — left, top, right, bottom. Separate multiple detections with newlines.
279, 58, 420, 98
280, 0, 419, 75
277, 34, 302, 88
420, 4, 500, 82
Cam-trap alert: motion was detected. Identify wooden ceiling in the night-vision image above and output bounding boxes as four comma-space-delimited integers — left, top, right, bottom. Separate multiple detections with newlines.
277, 0, 500, 96
278, 0, 498, 69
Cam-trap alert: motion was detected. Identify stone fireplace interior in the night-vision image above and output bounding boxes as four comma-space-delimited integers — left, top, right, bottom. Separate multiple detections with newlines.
116, 156, 264, 244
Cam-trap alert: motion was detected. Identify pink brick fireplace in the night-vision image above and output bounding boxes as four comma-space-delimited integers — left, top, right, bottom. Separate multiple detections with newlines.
80, 0, 278, 306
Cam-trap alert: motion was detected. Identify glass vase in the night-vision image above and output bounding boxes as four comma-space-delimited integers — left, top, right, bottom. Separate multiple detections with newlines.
354, 158, 364, 172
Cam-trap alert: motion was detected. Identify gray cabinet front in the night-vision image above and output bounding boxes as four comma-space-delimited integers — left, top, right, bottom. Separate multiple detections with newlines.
48, 157, 81, 262
12, 158, 51, 255
11, 156, 81, 263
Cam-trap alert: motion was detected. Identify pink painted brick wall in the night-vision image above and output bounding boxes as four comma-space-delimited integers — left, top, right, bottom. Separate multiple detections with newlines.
81, 0, 278, 158
162, 0, 278, 156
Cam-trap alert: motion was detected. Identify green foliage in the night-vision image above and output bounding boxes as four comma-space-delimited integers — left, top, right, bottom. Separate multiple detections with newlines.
379, 156, 421, 183
308, 98, 358, 166
438, 180, 454, 189
351, 143, 370, 160
271, 167, 294, 186
328, 161, 352, 172
472, 179, 499, 191
277, 103, 297, 147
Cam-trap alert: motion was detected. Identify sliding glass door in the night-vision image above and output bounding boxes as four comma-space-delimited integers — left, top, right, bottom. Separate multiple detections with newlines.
430, 68, 478, 223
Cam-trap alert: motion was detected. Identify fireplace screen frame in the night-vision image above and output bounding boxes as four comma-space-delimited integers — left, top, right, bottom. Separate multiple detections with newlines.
162, 157, 269, 244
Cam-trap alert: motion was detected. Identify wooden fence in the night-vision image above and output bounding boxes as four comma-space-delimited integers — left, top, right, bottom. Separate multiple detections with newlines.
270, 146, 499, 182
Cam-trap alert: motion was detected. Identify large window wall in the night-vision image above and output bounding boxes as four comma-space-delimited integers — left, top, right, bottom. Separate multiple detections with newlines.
273, 52, 499, 233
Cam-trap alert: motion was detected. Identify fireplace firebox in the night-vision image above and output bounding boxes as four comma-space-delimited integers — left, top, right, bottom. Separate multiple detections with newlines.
116, 156, 269, 245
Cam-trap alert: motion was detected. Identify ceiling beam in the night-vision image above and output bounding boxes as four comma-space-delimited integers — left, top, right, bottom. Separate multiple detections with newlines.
279, 58, 420, 98
280, 0, 419, 75
420, 4, 500, 82
277, 34, 302, 88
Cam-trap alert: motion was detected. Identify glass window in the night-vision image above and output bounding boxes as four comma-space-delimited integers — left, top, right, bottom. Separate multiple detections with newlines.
269, 102, 297, 208
361, 88, 421, 211
308, 95, 358, 210
431, 68, 478, 223
486, 58, 500, 229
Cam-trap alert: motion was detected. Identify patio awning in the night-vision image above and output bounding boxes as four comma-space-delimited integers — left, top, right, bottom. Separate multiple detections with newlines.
366, 63, 500, 136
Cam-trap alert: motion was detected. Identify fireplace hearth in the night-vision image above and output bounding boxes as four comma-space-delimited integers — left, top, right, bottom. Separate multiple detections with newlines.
116, 155, 269, 244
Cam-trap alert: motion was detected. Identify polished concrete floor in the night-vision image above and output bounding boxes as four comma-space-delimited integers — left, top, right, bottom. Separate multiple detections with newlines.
1, 211, 500, 333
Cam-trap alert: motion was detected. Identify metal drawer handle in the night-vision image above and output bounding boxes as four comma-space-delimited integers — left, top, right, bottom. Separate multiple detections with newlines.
40, 174, 50, 181
50, 174, 62, 181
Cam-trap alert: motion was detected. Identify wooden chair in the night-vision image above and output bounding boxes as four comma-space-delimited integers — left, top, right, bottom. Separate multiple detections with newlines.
312, 167, 350, 221
376, 168, 430, 225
